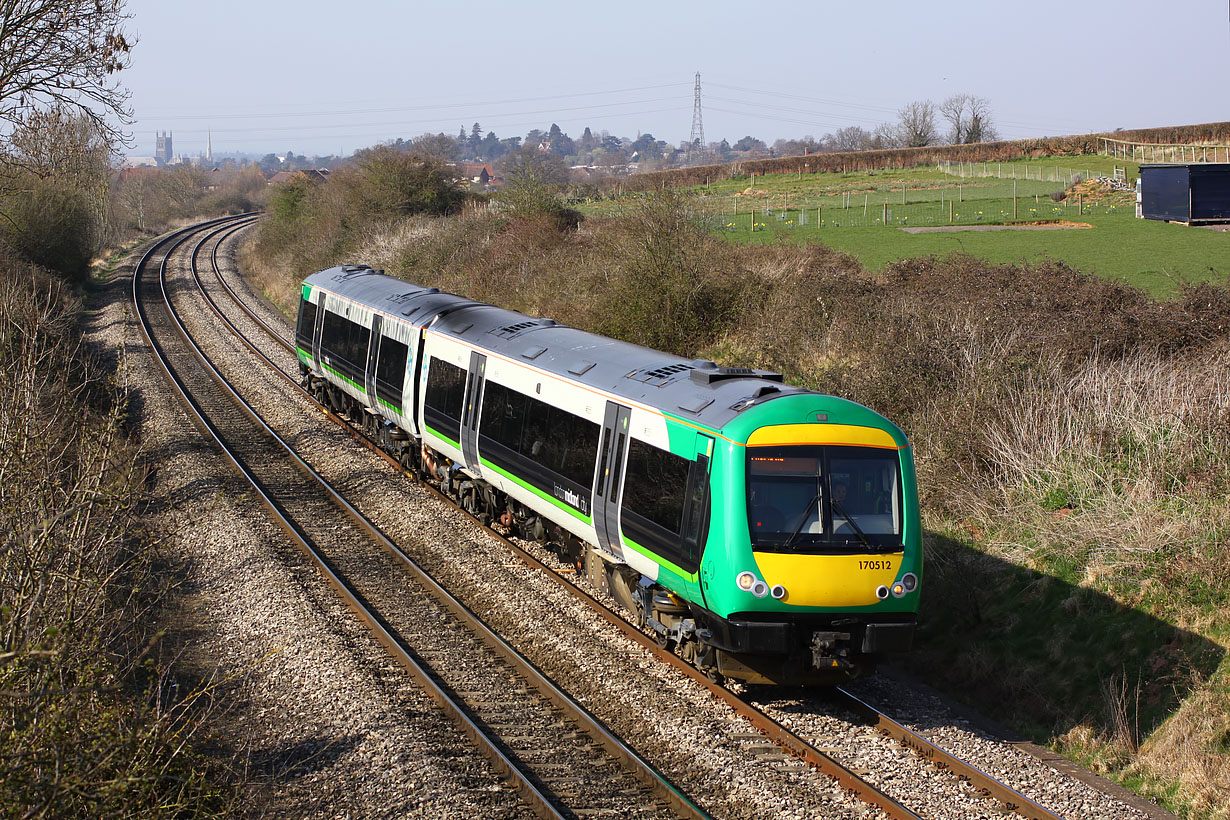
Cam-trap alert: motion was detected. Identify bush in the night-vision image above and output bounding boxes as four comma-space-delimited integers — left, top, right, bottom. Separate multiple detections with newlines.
0, 254, 237, 818
0, 175, 100, 277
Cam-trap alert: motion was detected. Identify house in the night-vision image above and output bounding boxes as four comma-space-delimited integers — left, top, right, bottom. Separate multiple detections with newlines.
456, 163, 498, 186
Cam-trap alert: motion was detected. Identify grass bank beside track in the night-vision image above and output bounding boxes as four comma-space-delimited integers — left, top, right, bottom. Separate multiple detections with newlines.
0, 243, 239, 820
244, 173, 1230, 820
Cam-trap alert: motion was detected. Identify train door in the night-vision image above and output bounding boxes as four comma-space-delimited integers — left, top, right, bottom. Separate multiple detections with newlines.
459, 350, 486, 477
363, 315, 382, 407
408, 329, 426, 437
593, 401, 631, 558
310, 297, 325, 369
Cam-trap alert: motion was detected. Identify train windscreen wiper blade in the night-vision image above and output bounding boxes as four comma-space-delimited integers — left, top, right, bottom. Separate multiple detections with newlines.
831, 497, 873, 549
783, 492, 820, 550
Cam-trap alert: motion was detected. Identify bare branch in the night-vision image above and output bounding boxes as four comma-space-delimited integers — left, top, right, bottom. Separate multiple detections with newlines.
0, 0, 134, 144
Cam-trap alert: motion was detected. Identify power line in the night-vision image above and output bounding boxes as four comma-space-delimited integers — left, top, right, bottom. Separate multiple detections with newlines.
137, 82, 692, 122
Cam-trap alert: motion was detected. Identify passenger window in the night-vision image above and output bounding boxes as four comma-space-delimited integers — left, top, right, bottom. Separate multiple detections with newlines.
622, 439, 689, 536
476, 380, 599, 491
375, 337, 408, 390
424, 358, 466, 420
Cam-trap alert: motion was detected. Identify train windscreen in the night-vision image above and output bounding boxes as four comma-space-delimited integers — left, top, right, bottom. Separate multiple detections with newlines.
747, 445, 902, 553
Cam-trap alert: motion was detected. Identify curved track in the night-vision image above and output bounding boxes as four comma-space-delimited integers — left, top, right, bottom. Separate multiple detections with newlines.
180, 218, 1093, 820
133, 217, 713, 820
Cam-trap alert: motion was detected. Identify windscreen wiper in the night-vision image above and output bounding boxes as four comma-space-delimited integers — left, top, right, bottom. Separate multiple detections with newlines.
783, 492, 820, 550
831, 497, 874, 549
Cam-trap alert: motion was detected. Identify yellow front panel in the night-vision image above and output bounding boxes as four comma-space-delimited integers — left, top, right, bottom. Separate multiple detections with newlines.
752, 551, 902, 607
746, 423, 901, 449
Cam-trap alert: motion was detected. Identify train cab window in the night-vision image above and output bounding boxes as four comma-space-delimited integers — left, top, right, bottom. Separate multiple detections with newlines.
747, 444, 902, 553
295, 298, 317, 349
620, 439, 696, 572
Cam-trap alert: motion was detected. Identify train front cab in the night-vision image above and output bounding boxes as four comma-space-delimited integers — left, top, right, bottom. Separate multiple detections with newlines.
696, 396, 921, 685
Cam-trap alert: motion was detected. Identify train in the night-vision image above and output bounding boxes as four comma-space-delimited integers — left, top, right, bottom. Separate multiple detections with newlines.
295, 264, 921, 685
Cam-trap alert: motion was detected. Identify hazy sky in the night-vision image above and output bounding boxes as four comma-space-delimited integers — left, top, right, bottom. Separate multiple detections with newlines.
121, 0, 1230, 158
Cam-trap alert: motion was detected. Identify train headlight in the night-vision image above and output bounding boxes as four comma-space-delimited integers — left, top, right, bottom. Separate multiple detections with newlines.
902, 573, 918, 592
875, 585, 890, 600
751, 580, 770, 599
736, 571, 756, 591
891, 583, 905, 598
770, 584, 787, 600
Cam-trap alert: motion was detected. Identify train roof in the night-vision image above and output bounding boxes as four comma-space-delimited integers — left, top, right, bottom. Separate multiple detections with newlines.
304, 265, 813, 432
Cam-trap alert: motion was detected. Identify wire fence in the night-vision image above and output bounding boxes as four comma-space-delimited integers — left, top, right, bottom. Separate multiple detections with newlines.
935, 160, 1100, 185
695, 172, 1129, 230
1101, 137, 1230, 164
701, 184, 1129, 231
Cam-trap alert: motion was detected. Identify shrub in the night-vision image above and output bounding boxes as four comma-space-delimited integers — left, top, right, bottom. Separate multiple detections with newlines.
0, 254, 237, 818
0, 175, 99, 277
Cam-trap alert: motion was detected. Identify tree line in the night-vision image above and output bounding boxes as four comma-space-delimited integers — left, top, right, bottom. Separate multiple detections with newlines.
370, 92, 998, 172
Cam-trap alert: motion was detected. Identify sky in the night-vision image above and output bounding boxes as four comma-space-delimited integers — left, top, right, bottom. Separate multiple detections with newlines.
120, 0, 1230, 159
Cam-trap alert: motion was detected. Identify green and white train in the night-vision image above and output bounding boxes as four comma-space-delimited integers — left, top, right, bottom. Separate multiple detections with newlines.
296, 264, 921, 684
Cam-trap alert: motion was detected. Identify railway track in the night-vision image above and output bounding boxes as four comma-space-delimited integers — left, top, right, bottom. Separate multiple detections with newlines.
133, 217, 713, 820
145, 216, 1157, 820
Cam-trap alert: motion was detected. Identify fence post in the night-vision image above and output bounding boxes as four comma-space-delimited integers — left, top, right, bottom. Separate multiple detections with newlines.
818, 205, 822, 227
1078, 192, 1082, 215
949, 200, 954, 223
1013, 180, 1017, 219
882, 202, 888, 224
864, 193, 868, 217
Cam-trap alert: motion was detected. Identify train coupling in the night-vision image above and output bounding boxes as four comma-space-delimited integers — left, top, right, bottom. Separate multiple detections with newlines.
810, 630, 854, 671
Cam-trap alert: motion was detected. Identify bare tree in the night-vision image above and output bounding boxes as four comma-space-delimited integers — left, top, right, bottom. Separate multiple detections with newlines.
0, 0, 134, 140
870, 121, 901, 150
940, 94, 999, 144
3, 107, 114, 181
964, 96, 998, 143
897, 100, 938, 147
830, 126, 871, 152
1, 108, 115, 263
411, 132, 458, 161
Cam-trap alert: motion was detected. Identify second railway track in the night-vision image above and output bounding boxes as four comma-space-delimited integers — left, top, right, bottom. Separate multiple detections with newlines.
136, 216, 1164, 820
135, 217, 713, 820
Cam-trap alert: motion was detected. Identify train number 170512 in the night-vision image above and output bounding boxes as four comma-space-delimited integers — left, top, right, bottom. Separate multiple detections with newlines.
859, 560, 893, 570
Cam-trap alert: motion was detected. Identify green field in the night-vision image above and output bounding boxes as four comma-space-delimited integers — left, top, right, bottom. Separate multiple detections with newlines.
582, 156, 1228, 299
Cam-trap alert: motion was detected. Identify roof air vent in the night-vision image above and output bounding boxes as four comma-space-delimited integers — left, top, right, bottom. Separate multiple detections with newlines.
626, 362, 694, 387
690, 366, 783, 386
492, 318, 557, 339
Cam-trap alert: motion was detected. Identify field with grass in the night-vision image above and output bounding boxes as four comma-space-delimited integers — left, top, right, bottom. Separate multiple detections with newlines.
579, 156, 1226, 299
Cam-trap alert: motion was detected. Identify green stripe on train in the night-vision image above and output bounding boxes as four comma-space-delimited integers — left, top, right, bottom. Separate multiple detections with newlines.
479, 458, 592, 525
620, 534, 698, 583
322, 362, 364, 392
424, 425, 460, 449
318, 360, 400, 414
